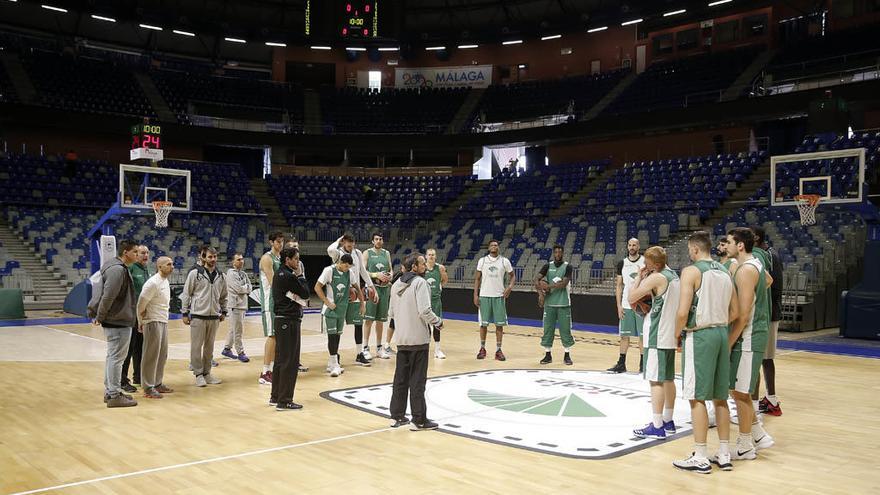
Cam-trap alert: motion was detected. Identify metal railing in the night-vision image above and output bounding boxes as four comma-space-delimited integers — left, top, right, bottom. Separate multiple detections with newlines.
753, 64, 880, 97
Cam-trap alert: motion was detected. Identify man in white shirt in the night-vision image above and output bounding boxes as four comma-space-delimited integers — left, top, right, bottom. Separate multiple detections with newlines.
473, 239, 516, 361
608, 238, 645, 373
327, 233, 378, 365
137, 256, 174, 399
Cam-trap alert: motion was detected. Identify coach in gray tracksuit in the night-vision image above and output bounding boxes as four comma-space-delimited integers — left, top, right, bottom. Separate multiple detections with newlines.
223, 253, 252, 359
181, 247, 228, 387
388, 252, 443, 430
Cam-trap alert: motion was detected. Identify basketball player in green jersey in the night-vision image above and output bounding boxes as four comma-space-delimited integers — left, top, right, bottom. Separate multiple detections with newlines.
425, 248, 448, 359
315, 254, 354, 377
726, 227, 775, 461
363, 232, 393, 360
258, 231, 284, 385
673, 231, 737, 474
535, 245, 574, 365
628, 246, 680, 440
609, 238, 644, 373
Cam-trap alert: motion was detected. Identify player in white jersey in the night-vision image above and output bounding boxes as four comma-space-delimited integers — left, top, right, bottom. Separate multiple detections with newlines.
327, 233, 378, 365
608, 238, 645, 373
673, 231, 738, 474
473, 239, 516, 361
628, 246, 680, 440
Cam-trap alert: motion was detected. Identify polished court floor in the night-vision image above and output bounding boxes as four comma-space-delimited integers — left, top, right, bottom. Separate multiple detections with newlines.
1, 312, 878, 494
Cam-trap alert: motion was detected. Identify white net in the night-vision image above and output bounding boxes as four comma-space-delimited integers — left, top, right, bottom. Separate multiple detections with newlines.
795, 195, 819, 226
152, 201, 173, 228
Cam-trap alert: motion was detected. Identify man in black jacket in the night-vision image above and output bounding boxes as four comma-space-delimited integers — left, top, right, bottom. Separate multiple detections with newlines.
271, 247, 311, 411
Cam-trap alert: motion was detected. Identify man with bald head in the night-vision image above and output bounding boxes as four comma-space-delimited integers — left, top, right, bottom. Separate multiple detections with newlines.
609, 238, 645, 374
137, 256, 175, 398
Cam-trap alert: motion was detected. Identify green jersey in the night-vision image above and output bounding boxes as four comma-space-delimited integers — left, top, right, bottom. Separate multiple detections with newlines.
646, 267, 680, 349
365, 248, 392, 287
318, 265, 351, 316
425, 264, 443, 300
734, 257, 769, 352
542, 261, 572, 307
129, 262, 151, 296
722, 259, 735, 272
751, 246, 773, 321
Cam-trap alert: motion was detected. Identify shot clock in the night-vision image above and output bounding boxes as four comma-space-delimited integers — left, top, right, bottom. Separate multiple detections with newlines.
130, 122, 164, 162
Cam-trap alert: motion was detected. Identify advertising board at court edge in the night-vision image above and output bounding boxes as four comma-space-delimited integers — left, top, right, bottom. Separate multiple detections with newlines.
395, 65, 493, 89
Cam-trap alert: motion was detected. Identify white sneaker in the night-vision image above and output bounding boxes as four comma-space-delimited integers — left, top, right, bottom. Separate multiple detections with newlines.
672, 453, 711, 474
205, 374, 222, 385
362, 347, 373, 361
731, 445, 757, 460
710, 452, 733, 471
754, 433, 775, 451
384, 345, 395, 355
330, 365, 344, 377
434, 348, 446, 359
377, 347, 391, 359
195, 375, 207, 387
325, 356, 335, 373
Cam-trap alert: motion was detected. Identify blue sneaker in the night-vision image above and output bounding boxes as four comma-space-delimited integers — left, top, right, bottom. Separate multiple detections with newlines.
237, 351, 250, 363
664, 420, 677, 435
633, 423, 667, 440
221, 348, 237, 360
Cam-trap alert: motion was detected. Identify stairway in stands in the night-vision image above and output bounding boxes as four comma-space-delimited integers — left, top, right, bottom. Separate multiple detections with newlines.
0, 220, 71, 311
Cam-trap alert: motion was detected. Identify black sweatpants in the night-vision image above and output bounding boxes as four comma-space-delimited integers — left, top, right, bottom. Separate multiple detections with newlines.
389, 346, 430, 423
121, 321, 143, 384
271, 316, 302, 406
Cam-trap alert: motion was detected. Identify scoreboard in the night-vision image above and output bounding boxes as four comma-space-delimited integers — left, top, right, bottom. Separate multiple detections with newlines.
341, 2, 378, 38
307, 1, 388, 39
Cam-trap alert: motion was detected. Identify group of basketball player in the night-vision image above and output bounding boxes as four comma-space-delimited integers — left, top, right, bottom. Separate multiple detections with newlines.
610, 229, 783, 474
251, 232, 450, 392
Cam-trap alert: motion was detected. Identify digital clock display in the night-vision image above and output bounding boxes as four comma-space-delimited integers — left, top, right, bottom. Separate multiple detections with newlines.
131, 123, 161, 150
341, 2, 377, 38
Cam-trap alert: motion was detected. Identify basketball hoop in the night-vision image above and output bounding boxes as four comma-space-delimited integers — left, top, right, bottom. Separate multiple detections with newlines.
794, 194, 820, 226
151, 201, 173, 228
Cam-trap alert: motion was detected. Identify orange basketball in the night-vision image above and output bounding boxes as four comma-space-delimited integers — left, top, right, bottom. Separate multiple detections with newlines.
633, 295, 652, 317
349, 287, 359, 302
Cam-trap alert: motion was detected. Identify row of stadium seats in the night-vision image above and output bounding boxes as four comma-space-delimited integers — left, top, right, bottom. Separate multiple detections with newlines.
0, 152, 261, 214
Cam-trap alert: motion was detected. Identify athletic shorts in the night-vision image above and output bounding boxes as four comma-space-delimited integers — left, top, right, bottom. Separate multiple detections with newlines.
345, 300, 363, 325
323, 315, 345, 336
479, 296, 508, 326
260, 289, 274, 337
681, 326, 730, 401
730, 349, 764, 395
765, 321, 779, 359
430, 296, 443, 319
619, 308, 643, 338
643, 348, 676, 382
365, 286, 390, 322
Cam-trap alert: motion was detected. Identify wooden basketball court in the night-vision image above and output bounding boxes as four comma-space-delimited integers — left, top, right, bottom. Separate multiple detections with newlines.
1, 313, 877, 494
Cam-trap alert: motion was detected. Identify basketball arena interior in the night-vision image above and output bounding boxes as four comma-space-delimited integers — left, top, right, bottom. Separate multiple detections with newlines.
1, 0, 879, 493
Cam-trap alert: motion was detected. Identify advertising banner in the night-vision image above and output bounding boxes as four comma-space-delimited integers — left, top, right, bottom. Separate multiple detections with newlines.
395, 65, 493, 89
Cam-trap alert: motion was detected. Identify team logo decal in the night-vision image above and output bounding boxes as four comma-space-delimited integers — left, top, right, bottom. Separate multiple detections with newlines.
322, 369, 692, 459
335, 283, 347, 292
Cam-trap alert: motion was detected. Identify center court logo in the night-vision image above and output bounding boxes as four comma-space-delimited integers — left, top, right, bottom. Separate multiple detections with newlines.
322, 369, 693, 459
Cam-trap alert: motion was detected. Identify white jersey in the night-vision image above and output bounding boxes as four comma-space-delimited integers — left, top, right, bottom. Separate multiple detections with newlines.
327, 242, 374, 290
618, 255, 645, 310
689, 259, 734, 330
477, 255, 513, 298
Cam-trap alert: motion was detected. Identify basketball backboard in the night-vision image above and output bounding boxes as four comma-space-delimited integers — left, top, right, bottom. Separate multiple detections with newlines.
119, 163, 191, 212
770, 148, 865, 206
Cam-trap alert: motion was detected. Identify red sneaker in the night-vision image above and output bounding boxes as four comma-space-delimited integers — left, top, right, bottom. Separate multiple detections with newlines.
259, 371, 272, 385
476, 347, 487, 360
763, 399, 782, 416
495, 349, 506, 361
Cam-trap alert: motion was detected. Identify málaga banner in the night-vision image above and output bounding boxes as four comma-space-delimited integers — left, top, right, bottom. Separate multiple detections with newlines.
395, 65, 493, 89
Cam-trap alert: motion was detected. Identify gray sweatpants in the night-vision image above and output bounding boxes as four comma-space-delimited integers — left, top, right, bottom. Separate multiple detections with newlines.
104, 326, 132, 397
224, 309, 246, 354
141, 321, 168, 388
190, 318, 219, 376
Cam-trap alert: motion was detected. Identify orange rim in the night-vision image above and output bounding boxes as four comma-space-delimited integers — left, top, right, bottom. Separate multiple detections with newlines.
151, 201, 173, 211
794, 194, 821, 206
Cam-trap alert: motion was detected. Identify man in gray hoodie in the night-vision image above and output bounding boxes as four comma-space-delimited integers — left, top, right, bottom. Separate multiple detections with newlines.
222, 253, 252, 363
388, 252, 443, 431
181, 246, 228, 387
89, 239, 139, 408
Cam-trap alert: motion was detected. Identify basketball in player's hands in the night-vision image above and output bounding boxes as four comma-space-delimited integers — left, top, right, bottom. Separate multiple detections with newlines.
633, 295, 652, 317
349, 287, 359, 302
